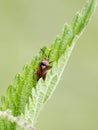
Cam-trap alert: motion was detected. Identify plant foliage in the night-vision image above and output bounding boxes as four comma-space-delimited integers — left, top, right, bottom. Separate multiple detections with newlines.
0, 0, 97, 130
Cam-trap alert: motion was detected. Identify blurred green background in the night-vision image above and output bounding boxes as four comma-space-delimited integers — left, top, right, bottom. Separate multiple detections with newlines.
0, 0, 98, 130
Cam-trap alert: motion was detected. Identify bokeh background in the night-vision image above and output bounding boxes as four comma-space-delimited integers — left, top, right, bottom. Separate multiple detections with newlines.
0, 0, 98, 130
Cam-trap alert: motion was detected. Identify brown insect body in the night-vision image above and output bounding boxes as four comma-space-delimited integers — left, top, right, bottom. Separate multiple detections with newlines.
36, 58, 51, 80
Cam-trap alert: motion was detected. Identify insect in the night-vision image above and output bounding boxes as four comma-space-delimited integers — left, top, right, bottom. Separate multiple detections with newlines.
36, 49, 53, 81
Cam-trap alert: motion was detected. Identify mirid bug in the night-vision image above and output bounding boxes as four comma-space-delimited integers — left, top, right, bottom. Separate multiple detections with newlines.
36, 48, 54, 81
36, 57, 51, 80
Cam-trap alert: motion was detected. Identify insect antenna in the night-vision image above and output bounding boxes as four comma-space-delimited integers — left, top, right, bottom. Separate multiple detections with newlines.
49, 60, 54, 64
41, 48, 47, 57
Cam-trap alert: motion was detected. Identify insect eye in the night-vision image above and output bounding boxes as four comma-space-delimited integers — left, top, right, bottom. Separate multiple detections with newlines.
40, 62, 45, 66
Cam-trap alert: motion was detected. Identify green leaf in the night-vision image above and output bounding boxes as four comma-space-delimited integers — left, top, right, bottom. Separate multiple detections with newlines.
0, 109, 35, 130
21, 0, 97, 125
0, 0, 97, 129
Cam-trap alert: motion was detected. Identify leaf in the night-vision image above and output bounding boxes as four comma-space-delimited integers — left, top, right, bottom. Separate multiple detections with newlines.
0, 0, 97, 129
0, 110, 35, 130
21, 0, 97, 125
